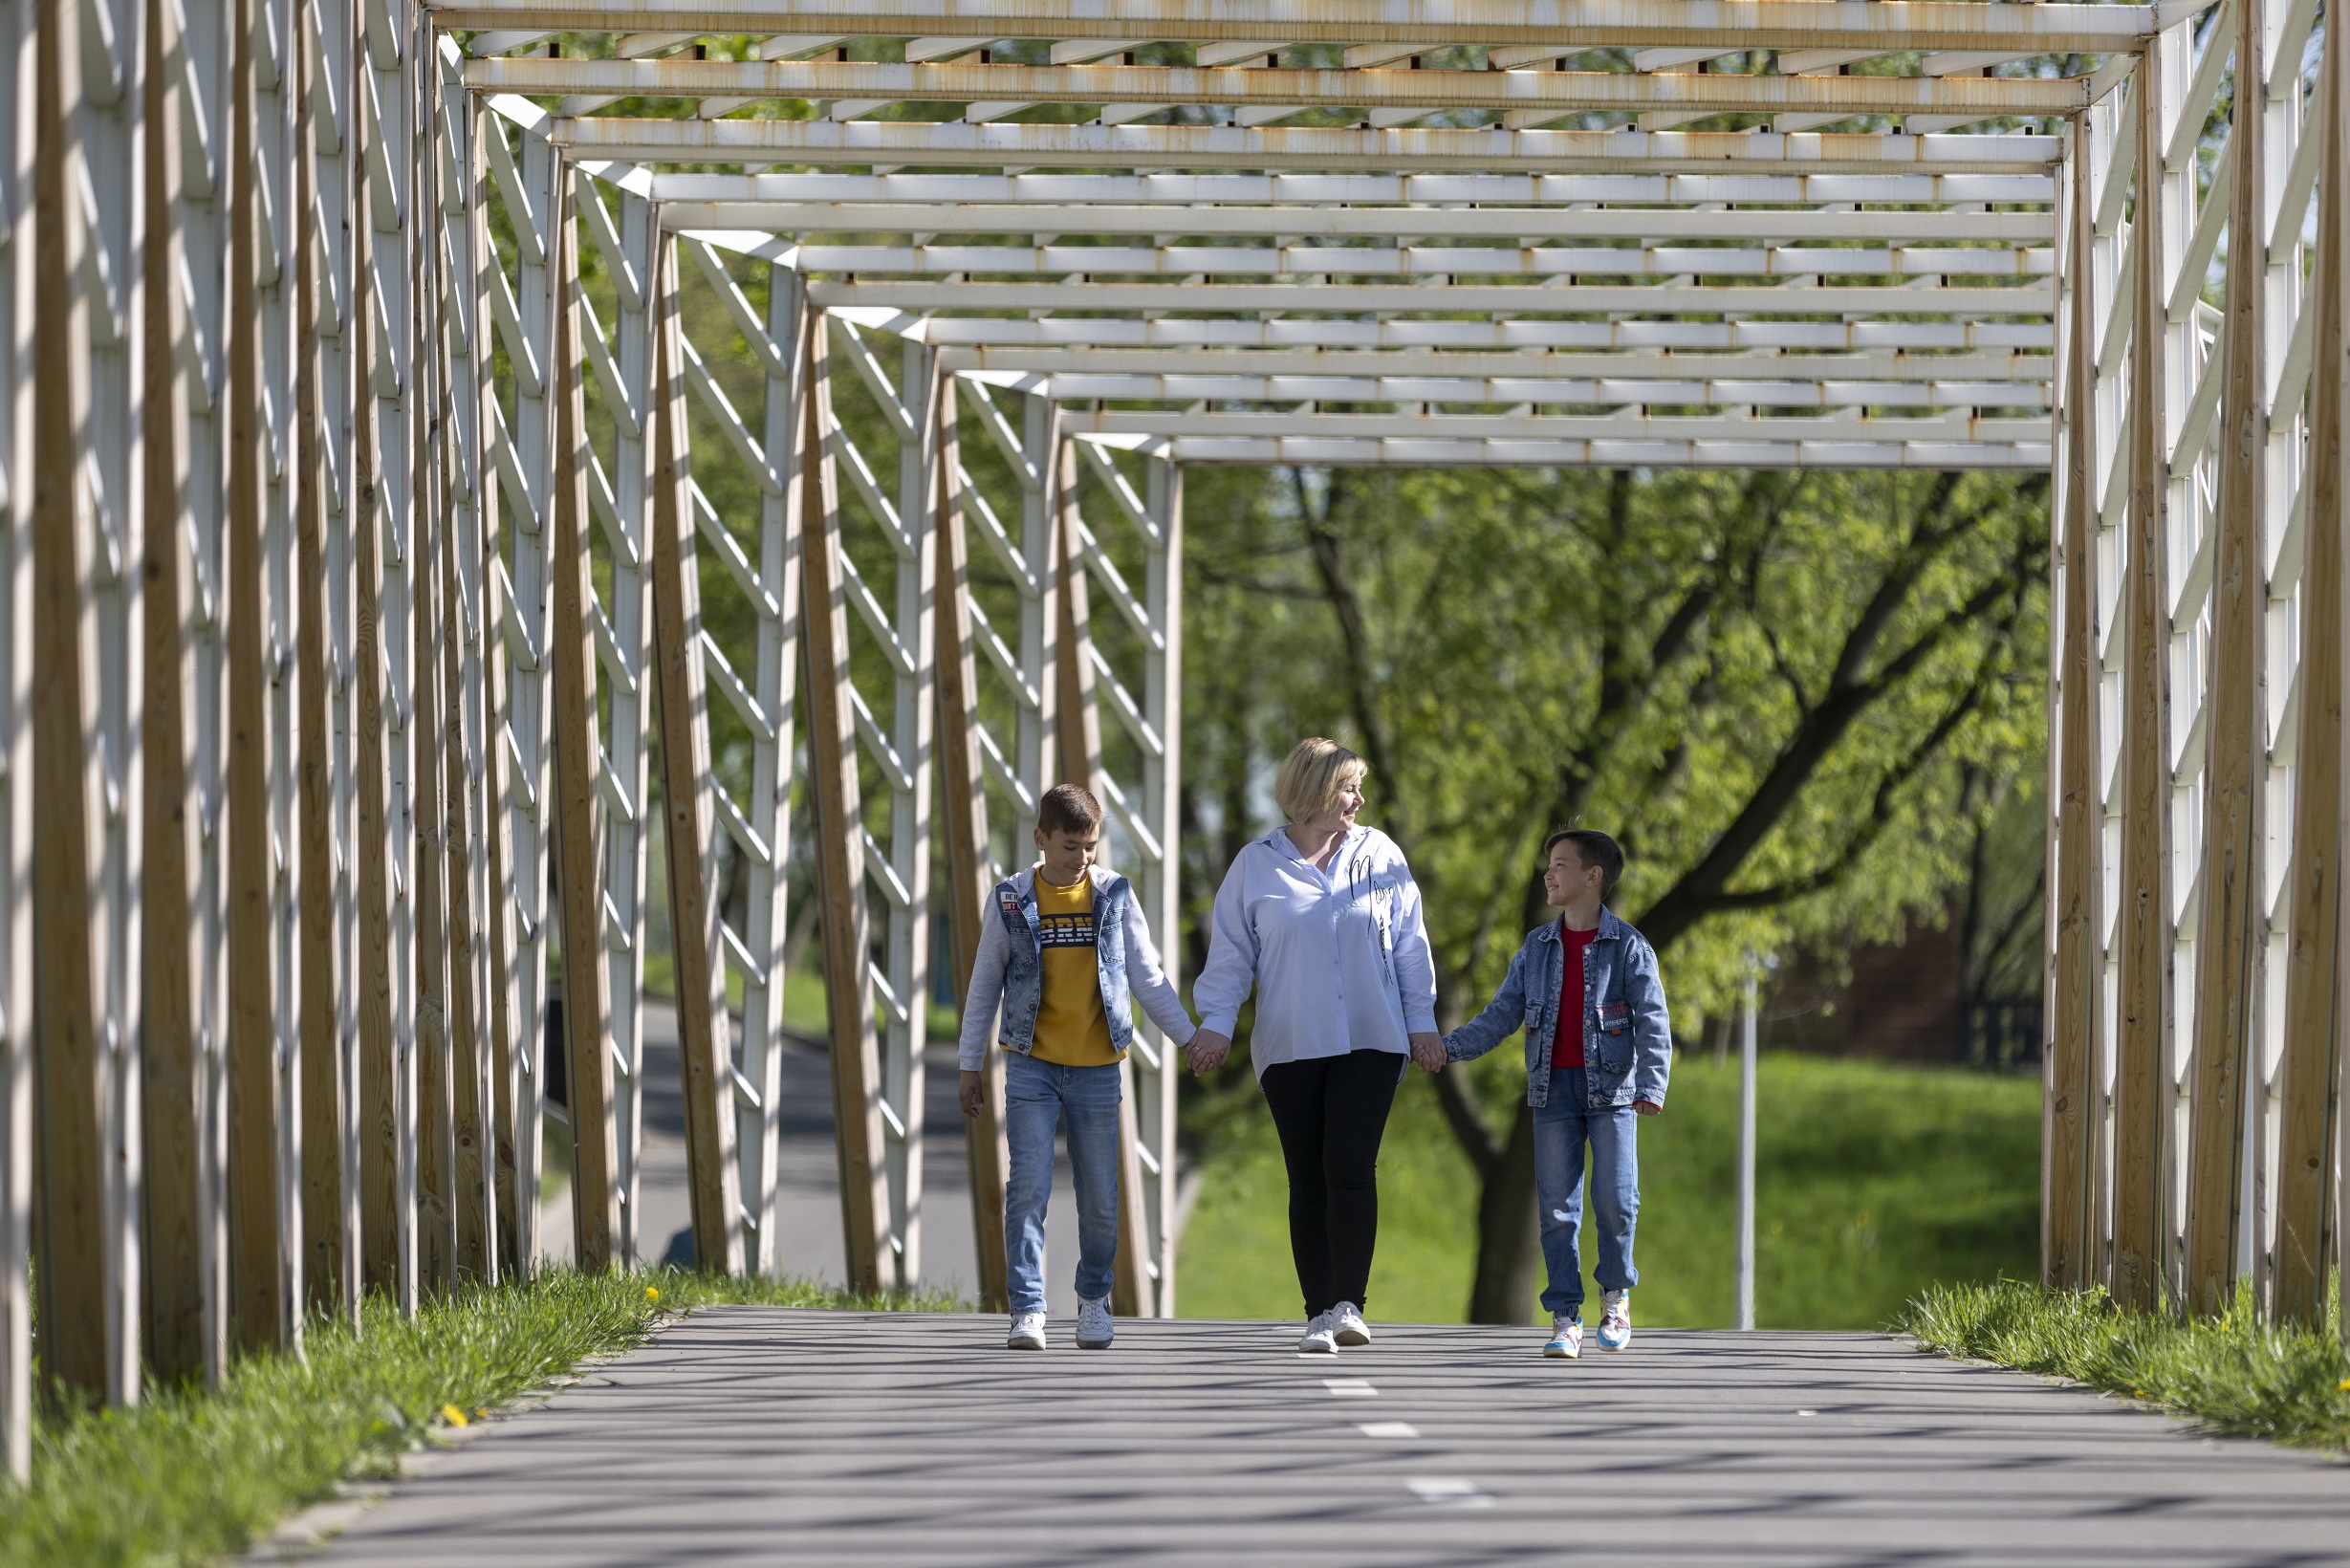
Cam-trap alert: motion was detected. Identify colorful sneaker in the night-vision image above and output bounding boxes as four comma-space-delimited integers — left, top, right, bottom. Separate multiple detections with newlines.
1597, 1291, 1632, 1351
1330, 1301, 1371, 1346
1007, 1312, 1048, 1351
1543, 1315, 1583, 1359
1077, 1295, 1115, 1350
1297, 1311, 1338, 1353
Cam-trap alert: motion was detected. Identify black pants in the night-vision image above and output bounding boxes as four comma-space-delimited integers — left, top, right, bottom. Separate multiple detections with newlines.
1258, 1049, 1403, 1318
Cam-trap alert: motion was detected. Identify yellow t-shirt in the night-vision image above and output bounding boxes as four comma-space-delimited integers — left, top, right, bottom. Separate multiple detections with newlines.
1028, 872, 1120, 1067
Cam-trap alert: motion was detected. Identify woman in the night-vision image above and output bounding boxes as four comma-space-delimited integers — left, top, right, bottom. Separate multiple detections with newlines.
1186, 737, 1441, 1352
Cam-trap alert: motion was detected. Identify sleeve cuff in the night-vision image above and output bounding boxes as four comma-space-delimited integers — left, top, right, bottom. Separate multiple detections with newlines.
1404, 1010, 1439, 1034
1200, 1011, 1240, 1038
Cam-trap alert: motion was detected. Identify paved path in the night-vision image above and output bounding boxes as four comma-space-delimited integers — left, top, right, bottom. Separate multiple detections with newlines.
312, 1310, 2350, 1566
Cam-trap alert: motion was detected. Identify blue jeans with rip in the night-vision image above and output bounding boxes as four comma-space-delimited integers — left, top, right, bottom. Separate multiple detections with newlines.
1533, 1067, 1640, 1318
1003, 1050, 1123, 1316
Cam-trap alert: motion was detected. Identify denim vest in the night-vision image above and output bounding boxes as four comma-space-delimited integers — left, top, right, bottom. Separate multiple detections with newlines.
1446, 906, 1672, 1111
990, 869, 1136, 1057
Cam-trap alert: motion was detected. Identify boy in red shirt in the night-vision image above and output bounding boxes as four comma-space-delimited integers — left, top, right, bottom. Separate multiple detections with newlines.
1422, 829, 1673, 1357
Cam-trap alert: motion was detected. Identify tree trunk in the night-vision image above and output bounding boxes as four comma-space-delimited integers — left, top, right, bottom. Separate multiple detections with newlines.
1466, 1102, 1540, 1323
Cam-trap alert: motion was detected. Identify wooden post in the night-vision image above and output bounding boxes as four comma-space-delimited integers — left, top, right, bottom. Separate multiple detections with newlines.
32, 0, 134, 1405
548, 186, 620, 1273
2047, 115, 2104, 1294
223, 0, 289, 1354
2111, 47, 2176, 1313
800, 306, 889, 1296
2183, 0, 2272, 1318
139, 0, 216, 1377
292, 0, 350, 1324
647, 238, 743, 1277
1, 0, 44, 1472
933, 381, 1009, 1312
1053, 440, 1148, 1318
2284, 0, 2350, 1331
412, 252, 455, 1298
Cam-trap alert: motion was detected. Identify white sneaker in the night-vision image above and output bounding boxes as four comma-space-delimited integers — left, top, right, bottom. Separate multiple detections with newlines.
1597, 1291, 1632, 1352
1007, 1312, 1047, 1351
1077, 1295, 1115, 1350
1543, 1314, 1583, 1359
1297, 1311, 1338, 1353
1330, 1301, 1371, 1346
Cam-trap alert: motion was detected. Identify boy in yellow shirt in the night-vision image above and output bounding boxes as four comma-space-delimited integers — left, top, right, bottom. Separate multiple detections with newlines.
959, 785, 1196, 1349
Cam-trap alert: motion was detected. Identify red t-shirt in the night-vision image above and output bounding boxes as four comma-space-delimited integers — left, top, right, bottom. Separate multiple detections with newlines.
1551, 922, 1601, 1069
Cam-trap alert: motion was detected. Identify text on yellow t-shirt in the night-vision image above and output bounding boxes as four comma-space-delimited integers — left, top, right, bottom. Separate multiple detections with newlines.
1028, 871, 1120, 1067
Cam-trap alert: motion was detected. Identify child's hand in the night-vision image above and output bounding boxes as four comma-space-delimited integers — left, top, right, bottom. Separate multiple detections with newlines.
1632, 1100, 1662, 1116
1185, 1030, 1232, 1076
959, 1070, 986, 1119
1408, 1033, 1447, 1073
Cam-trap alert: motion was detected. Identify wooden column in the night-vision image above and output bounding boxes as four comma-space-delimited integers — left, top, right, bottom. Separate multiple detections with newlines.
1053, 440, 1149, 1318
2281, 2, 2350, 1330
934, 381, 1009, 1312
2111, 47, 2176, 1313
2047, 116, 2104, 1293
800, 307, 889, 1296
548, 184, 620, 1273
647, 238, 743, 1277
412, 235, 455, 1298
32, 0, 134, 1404
139, 0, 216, 1377
2183, 0, 2272, 1317
223, 0, 289, 1354
352, 110, 399, 1300
292, 0, 350, 1323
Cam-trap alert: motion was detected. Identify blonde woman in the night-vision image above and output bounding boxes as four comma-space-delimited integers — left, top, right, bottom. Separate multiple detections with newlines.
1186, 738, 1441, 1352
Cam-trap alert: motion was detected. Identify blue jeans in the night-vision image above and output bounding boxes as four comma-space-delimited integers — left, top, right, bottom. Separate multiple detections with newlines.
1533, 1068, 1640, 1318
1002, 1051, 1122, 1315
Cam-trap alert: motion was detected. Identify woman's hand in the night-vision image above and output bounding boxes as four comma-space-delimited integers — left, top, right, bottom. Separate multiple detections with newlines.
1186, 1030, 1232, 1076
959, 1070, 986, 1118
1408, 1032, 1447, 1073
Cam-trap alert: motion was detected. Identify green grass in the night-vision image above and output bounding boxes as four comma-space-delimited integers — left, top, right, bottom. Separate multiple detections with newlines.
0, 1269, 965, 1568
1900, 1278, 2350, 1451
1178, 1052, 2040, 1328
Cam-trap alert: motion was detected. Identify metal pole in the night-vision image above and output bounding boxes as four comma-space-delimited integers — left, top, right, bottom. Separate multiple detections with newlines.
1736, 965, 1757, 1333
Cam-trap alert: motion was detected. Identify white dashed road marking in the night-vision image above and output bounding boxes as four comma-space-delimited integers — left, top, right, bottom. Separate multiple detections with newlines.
1408, 1478, 1493, 1508
1322, 1379, 1378, 1396
1356, 1421, 1420, 1438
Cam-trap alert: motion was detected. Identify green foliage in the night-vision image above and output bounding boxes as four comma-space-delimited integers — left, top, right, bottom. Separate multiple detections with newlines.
1901, 1279, 2350, 1452
0, 1271, 963, 1568
1179, 1053, 2040, 1329
1180, 464, 2049, 1030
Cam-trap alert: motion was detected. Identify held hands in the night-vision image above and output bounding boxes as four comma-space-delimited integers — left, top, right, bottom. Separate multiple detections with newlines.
1184, 1029, 1232, 1077
1409, 1032, 1447, 1074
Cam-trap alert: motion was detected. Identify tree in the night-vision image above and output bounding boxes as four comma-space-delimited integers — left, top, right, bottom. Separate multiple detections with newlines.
1179, 463, 2049, 1320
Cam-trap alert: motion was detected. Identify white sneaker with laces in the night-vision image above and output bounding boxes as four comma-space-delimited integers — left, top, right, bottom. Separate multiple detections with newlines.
1077, 1295, 1115, 1350
1330, 1301, 1371, 1346
1297, 1311, 1338, 1353
1597, 1290, 1632, 1351
1007, 1312, 1048, 1351
1543, 1314, 1583, 1359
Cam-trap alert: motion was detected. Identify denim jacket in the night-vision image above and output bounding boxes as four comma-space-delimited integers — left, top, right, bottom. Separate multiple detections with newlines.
1443, 906, 1673, 1111
955, 863, 1195, 1071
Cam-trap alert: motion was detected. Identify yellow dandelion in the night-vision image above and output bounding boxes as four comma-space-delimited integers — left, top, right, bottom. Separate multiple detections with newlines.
441, 1404, 469, 1428
645, 1285, 660, 1304
2338, 1377, 2350, 1393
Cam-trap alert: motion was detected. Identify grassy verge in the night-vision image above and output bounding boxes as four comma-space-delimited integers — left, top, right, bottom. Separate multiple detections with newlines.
1899, 1278, 2350, 1451
0, 1269, 963, 1568
1179, 1052, 2039, 1328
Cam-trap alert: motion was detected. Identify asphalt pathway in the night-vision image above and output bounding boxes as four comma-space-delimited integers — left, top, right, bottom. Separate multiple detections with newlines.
307, 1308, 2350, 1566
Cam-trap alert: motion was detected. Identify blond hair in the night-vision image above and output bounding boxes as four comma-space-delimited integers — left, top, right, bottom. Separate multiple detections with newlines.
1273, 737, 1367, 825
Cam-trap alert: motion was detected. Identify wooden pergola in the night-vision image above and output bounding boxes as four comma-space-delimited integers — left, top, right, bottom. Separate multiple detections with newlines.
0, 0, 2339, 1486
